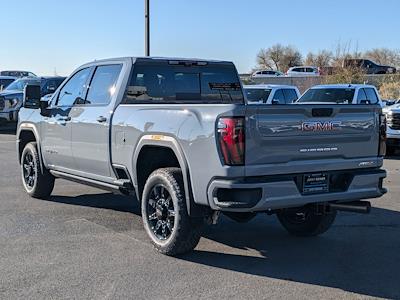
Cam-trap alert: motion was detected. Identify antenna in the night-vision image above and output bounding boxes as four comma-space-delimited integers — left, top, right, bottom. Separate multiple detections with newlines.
145, 0, 150, 56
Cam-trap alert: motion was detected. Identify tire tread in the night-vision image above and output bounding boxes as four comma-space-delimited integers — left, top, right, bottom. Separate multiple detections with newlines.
142, 167, 203, 256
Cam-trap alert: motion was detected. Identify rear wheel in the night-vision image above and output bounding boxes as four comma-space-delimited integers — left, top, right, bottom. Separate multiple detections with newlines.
141, 168, 203, 256
21, 142, 55, 199
277, 205, 336, 237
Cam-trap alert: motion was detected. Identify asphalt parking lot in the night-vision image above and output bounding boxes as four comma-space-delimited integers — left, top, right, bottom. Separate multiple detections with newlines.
0, 126, 399, 300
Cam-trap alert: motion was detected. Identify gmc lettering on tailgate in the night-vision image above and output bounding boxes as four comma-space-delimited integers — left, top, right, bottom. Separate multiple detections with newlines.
301, 121, 342, 132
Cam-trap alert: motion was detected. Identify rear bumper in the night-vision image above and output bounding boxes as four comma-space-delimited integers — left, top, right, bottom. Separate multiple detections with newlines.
207, 168, 387, 212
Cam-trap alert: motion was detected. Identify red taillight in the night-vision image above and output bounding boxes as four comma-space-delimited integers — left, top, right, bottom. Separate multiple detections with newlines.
217, 117, 245, 165
379, 114, 387, 156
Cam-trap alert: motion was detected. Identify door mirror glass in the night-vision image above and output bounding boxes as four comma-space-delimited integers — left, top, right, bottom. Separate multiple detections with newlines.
23, 84, 41, 109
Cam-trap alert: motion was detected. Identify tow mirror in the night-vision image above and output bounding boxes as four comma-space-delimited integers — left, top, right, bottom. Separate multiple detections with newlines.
24, 84, 51, 116
23, 85, 41, 109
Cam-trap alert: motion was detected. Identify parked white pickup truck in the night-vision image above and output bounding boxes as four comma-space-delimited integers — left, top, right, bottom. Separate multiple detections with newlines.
383, 104, 400, 154
243, 84, 300, 104
297, 84, 383, 106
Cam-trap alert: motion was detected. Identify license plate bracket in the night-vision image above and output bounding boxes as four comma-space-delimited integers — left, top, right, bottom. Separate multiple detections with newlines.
302, 173, 329, 194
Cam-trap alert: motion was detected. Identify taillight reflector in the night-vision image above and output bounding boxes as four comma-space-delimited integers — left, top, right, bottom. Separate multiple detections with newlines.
379, 114, 387, 156
217, 117, 245, 165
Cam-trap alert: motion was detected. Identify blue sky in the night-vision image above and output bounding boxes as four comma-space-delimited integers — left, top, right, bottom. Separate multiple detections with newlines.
1, 0, 399, 75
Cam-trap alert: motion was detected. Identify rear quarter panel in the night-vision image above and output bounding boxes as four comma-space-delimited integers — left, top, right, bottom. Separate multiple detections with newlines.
111, 104, 245, 206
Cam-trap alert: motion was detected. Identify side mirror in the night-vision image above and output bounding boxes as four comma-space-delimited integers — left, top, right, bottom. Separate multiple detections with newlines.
23, 85, 41, 109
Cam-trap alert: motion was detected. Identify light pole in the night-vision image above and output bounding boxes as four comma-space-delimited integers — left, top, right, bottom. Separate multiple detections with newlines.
145, 0, 150, 56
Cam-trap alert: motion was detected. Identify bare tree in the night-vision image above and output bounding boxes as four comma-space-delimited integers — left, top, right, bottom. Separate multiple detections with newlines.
281, 46, 303, 71
364, 48, 400, 68
256, 44, 285, 70
331, 40, 361, 67
305, 50, 333, 67
256, 44, 302, 72
256, 48, 274, 70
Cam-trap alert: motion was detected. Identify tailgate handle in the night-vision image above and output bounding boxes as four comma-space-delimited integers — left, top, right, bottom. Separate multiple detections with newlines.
312, 108, 333, 117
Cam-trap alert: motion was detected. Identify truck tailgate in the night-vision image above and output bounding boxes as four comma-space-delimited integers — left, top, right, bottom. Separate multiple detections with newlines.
245, 105, 381, 174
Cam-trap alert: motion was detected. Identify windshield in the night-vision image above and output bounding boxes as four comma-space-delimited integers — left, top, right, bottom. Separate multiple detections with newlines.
244, 88, 272, 102
297, 88, 355, 104
5, 78, 41, 92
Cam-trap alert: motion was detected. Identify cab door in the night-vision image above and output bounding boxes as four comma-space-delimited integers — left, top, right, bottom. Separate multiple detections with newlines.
41, 68, 92, 171
70, 64, 123, 179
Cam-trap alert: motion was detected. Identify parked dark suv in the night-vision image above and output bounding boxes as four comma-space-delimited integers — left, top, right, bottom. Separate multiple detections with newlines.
0, 76, 65, 122
0, 76, 16, 91
343, 59, 396, 74
0, 70, 37, 77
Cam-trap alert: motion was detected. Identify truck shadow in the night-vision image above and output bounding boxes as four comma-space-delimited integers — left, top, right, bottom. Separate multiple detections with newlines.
45, 192, 399, 298
48, 193, 140, 214
183, 208, 400, 299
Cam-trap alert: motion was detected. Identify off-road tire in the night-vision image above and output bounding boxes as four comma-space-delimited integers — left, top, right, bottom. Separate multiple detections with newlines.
21, 142, 55, 199
141, 168, 203, 256
277, 206, 337, 237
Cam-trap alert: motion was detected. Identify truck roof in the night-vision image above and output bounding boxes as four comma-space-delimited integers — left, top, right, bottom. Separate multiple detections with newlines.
85, 56, 232, 65
243, 84, 298, 89
310, 84, 376, 89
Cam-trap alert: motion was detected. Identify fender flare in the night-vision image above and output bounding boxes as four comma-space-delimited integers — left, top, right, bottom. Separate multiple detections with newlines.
17, 123, 44, 174
132, 135, 196, 215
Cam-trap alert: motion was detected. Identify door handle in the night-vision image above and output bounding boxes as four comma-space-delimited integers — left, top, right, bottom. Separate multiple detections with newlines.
96, 116, 107, 123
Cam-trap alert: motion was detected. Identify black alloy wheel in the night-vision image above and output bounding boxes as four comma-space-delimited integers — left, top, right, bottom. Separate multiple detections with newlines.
146, 184, 176, 241
22, 151, 36, 190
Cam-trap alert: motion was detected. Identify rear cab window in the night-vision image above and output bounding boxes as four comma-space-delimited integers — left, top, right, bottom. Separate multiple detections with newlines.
244, 88, 272, 103
123, 60, 243, 104
298, 88, 355, 104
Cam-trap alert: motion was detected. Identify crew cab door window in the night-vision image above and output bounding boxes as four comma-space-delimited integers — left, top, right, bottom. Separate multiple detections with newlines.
283, 89, 298, 103
85, 65, 122, 105
357, 88, 368, 103
272, 90, 285, 104
56, 68, 91, 107
364, 88, 379, 104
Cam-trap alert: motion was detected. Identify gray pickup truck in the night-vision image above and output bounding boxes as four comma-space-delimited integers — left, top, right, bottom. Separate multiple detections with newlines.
17, 57, 387, 255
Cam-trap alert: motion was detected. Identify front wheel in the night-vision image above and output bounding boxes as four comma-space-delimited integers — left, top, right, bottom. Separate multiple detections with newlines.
21, 142, 55, 199
277, 206, 336, 237
141, 168, 203, 256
